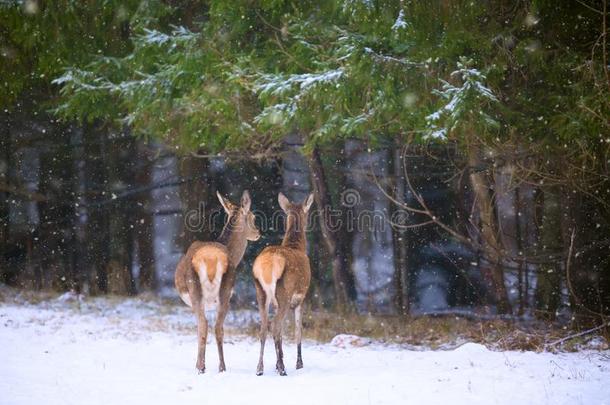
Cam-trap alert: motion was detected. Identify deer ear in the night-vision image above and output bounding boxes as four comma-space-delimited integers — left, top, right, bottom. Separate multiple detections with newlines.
217, 191, 232, 215
278, 192, 290, 212
240, 190, 252, 212
303, 193, 315, 213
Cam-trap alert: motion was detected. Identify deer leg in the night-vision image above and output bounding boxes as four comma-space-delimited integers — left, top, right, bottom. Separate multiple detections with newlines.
272, 304, 289, 376
295, 304, 303, 369
215, 298, 229, 372
255, 280, 268, 376
187, 269, 207, 374
195, 309, 208, 374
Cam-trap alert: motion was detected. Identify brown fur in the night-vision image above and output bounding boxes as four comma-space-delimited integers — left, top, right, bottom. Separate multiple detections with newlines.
192, 245, 228, 282
253, 192, 313, 376
174, 191, 259, 374
253, 253, 285, 284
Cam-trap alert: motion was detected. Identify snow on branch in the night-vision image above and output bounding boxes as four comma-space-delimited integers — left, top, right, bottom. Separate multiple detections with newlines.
425, 60, 499, 140
137, 26, 198, 50
255, 69, 344, 98
140, 28, 172, 45
362, 47, 423, 68
392, 9, 408, 32
253, 68, 345, 125
342, 0, 374, 17
52, 68, 114, 92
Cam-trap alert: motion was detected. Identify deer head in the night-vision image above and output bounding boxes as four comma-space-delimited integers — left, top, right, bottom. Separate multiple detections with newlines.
217, 190, 261, 242
278, 192, 314, 250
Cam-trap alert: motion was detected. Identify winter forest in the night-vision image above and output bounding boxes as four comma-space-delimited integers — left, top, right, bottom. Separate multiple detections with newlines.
1, 1, 609, 404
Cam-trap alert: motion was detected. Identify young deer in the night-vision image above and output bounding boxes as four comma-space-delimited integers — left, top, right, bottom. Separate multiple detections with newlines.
252, 192, 313, 376
175, 190, 260, 373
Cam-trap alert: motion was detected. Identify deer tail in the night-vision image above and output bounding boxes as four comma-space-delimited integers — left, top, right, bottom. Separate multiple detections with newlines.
254, 253, 285, 310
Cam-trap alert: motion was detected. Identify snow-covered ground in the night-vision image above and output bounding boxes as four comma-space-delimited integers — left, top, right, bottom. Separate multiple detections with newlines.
1, 295, 608, 405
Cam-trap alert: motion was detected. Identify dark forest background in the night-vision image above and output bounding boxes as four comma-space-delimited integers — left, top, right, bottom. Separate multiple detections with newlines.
1, 0, 609, 322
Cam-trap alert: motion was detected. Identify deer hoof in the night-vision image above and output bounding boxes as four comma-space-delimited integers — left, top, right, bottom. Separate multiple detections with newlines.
197, 367, 205, 374
296, 361, 303, 370
256, 370, 264, 376
219, 364, 226, 373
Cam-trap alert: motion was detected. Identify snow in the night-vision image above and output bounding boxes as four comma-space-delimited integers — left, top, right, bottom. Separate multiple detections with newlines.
141, 28, 172, 45
330, 334, 373, 348
140, 27, 197, 47
425, 62, 500, 139
1, 298, 609, 405
392, 9, 408, 32
342, 0, 374, 16
256, 69, 344, 98
254, 69, 344, 125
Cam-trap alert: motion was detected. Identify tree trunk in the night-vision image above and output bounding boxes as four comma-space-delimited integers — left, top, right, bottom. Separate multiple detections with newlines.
337, 150, 356, 308
84, 123, 110, 294
560, 186, 608, 316
389, 146, 410, 315
106, 133, 137, 295
467, 144, 512, 314
38, 125, 74, 291
178, 155, 210, 248
70, 126, 88, 293
134, 141, 157, 291
534, 188, 562, 319
514, 185, 525, 316
0, 113, 10, 282
308, 145, 357, 312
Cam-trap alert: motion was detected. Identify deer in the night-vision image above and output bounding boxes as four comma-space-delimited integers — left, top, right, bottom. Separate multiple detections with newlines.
175, 190, 260, 374
252, 192, 313, 376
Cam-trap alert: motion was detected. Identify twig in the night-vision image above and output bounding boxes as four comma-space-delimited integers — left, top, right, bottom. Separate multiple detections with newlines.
603, 0, 609, 86
575, 0, 603, 15
545, 321, 610, 349
565, 228, 609, 319
565, 228, 578, 306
